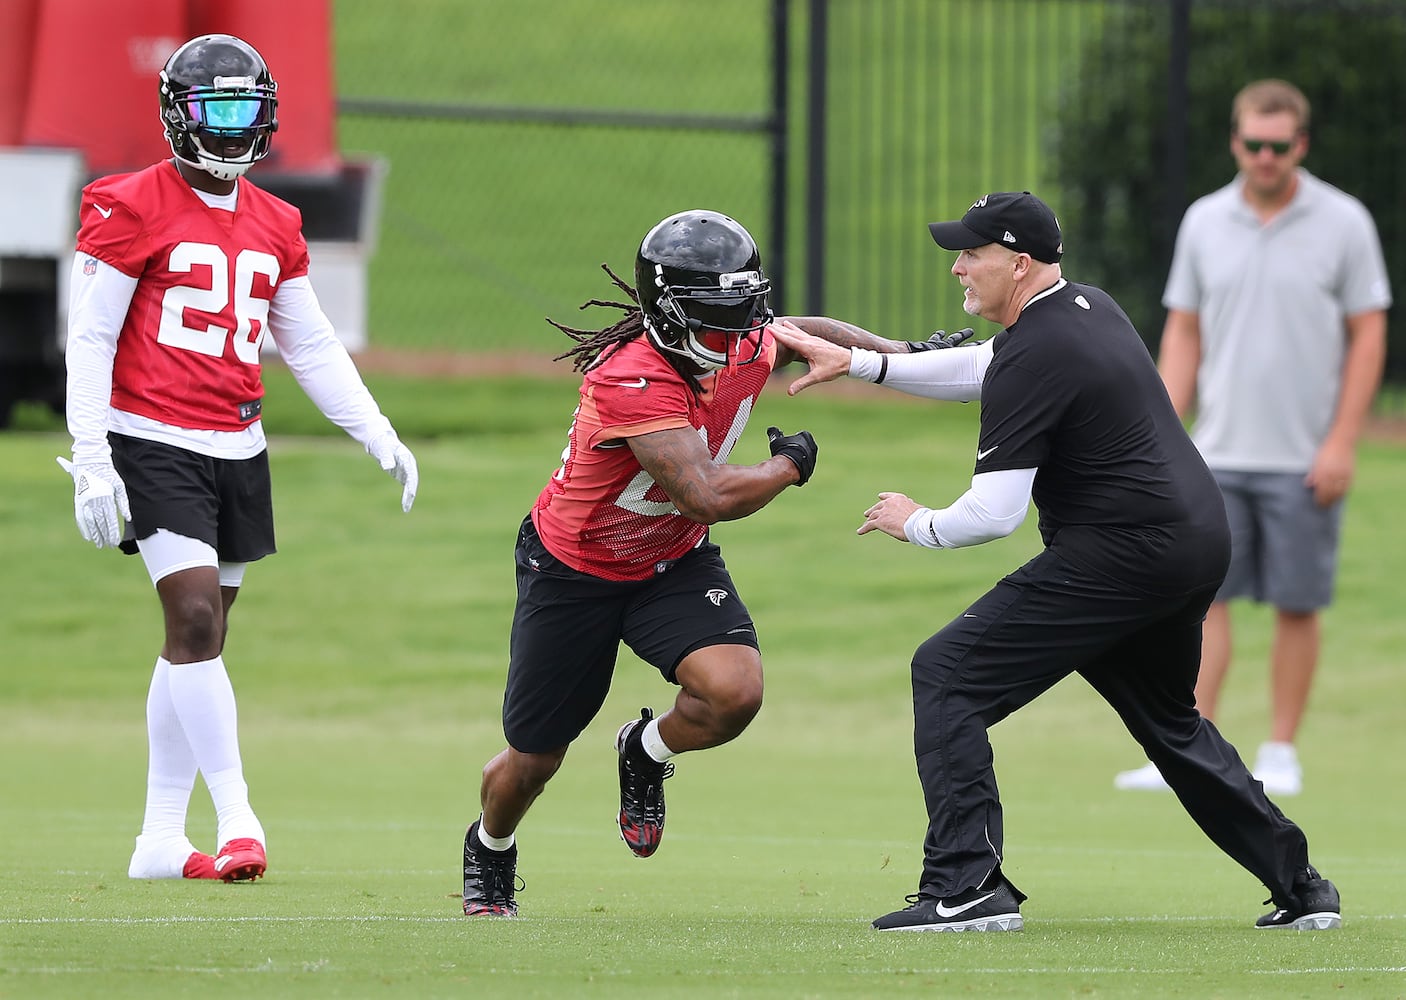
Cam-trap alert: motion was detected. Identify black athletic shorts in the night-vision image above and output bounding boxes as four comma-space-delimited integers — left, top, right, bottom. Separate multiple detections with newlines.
502, 514, 759, 753
109, 432, 276, 563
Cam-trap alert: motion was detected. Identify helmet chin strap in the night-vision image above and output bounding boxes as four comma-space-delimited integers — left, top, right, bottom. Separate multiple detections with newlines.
644, 318, 724, 373
678, 317, 729, 370
187, 135, 257, 181
196, 157, 252, 181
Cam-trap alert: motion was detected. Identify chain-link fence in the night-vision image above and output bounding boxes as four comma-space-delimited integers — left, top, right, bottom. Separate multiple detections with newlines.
337, 0, 1406, 381
333, 0, 786, 358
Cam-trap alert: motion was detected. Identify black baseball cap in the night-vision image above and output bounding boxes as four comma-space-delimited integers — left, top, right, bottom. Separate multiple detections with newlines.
927, 191, 1064, 263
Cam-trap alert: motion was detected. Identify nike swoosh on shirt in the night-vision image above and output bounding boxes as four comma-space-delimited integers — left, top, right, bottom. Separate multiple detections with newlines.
933, 891, 995, 918
976, 446, 999, 460
94, 203, 113, 219
615, 378, 648, 389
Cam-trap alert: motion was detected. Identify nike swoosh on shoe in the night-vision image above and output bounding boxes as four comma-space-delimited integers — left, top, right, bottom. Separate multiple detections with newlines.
933, 891, 995, 918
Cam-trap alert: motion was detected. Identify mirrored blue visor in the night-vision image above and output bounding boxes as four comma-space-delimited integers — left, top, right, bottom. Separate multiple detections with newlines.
184, 91, 268, 132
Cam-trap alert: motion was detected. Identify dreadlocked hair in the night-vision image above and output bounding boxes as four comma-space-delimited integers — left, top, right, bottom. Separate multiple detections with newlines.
548, 263, 707, 395
548, 263, 648, 372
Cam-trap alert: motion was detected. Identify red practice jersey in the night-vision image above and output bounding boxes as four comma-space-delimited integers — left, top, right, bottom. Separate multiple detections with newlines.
533, 332, 779, 581
76, 161, 309, 431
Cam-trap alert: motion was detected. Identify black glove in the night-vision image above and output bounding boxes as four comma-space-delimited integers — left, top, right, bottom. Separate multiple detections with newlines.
767, 426, 818, 486
905, 327, 976, 352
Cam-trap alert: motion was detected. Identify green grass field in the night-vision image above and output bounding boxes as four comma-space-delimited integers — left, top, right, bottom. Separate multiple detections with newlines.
5, 372, 1405, 998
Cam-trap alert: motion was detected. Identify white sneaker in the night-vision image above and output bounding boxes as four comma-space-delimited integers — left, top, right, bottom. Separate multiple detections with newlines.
1253, 741, 1302, 796
1114, 760, 1170, 791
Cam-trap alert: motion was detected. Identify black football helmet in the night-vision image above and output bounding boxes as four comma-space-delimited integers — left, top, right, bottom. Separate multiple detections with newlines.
159, 34, 278, 181
635, 210, 772, 371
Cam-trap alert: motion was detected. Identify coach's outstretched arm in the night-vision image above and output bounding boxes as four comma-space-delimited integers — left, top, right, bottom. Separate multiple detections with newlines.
772, 320, 991, 402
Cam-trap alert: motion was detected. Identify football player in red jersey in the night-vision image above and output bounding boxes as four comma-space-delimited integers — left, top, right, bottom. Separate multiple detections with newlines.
60, 35, 417, 882
459, 209, 909, 916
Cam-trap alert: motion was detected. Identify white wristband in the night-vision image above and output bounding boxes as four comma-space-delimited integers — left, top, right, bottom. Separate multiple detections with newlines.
903, 507, 945, 548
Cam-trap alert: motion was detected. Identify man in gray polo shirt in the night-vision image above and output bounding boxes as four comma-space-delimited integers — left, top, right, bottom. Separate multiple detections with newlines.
1116, 78, 1389, 796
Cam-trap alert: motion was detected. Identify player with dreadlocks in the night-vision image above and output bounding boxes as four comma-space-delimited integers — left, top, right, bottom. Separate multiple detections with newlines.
459, 209, 907, 916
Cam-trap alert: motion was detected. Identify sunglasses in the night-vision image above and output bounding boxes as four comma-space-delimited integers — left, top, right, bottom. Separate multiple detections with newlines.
1239, 136, 1295, 156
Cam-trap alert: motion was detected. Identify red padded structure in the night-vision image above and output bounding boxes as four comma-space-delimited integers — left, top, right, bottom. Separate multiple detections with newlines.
0, 0, 40, 145
17, 0, 335, 175
189, 0, 338, 174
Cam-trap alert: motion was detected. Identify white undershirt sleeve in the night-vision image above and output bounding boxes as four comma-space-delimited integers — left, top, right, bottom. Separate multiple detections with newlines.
848, 339, 994, 401
66, 253, 139, 464
267, 275, 394, 449
903, 467, 1036, 548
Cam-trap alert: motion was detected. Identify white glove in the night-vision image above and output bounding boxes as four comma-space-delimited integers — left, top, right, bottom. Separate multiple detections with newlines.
367, 432, 418, 513
56, 456, 131, 548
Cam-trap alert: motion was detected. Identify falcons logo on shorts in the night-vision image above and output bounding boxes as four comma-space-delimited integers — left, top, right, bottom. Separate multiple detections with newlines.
705, 588, 729, 606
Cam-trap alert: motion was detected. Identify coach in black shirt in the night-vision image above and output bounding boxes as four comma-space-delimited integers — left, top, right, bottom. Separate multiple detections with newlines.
773, 190, 1339, 933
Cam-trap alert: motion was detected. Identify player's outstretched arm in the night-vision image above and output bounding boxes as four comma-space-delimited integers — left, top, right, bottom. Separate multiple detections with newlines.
778, 316, 907, 352
627, 424, 816, 524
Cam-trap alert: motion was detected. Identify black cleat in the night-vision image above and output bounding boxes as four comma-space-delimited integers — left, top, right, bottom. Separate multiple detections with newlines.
615, 707, 674, 858
873, 876, 1026, 932
462, 820, 521, 917
1256, 866, 1341, 930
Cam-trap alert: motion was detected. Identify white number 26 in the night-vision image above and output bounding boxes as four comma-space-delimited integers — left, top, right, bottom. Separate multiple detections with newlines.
156, 241, 280, 365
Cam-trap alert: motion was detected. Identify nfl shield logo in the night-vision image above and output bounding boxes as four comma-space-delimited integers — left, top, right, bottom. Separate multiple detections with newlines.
82, 258, 97, 276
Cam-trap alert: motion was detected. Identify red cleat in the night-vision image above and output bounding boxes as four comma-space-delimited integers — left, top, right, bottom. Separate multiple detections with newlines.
182, 851, 220, 879
213, 838, 267, 882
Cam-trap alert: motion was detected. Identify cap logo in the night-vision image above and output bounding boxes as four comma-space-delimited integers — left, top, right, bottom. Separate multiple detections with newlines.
1002, 231, 1016, 244
971, 194, 990, 210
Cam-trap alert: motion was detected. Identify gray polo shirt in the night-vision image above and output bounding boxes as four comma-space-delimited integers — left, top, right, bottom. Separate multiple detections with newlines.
1162, 168, 1391, 472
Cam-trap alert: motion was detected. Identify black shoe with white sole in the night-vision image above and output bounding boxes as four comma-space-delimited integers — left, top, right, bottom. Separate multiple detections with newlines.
873, 875, 1027, 932
1256, 866, 1341, 930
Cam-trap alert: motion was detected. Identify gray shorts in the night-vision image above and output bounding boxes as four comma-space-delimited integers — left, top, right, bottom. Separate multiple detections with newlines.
1212, 469, 1343, 612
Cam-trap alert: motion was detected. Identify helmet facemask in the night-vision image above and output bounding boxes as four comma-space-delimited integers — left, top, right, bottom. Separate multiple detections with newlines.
644, 266, 772, 371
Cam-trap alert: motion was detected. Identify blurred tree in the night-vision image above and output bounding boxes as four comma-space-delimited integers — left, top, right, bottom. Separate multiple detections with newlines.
1051, 0, 1406, 374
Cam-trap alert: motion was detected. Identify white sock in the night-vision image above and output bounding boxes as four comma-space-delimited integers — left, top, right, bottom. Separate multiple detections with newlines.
477, 817, 515, 852
166, 656, 264, 845
642, 717, 676, 763
205, 768, 264, 846
137, 656, 199, 843
128, 836, 199, 879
